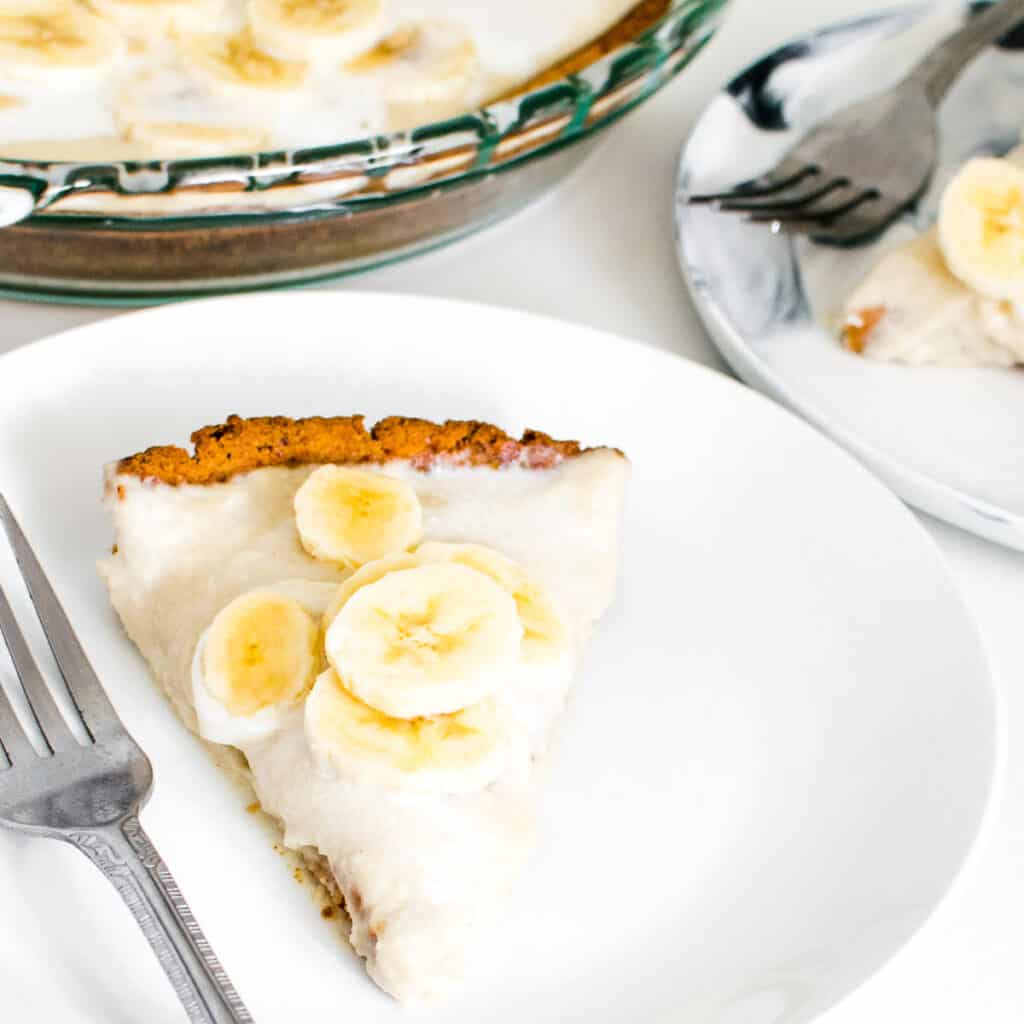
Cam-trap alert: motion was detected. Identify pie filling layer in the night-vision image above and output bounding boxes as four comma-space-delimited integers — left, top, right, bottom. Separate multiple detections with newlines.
100, 418, 628, 1002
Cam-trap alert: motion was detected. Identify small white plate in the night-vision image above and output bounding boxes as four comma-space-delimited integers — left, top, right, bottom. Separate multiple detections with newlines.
0, 293, 998, 1023
676, 2, 1024, 551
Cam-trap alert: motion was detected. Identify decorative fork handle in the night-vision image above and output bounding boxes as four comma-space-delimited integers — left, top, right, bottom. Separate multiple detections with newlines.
67, 817, 253, 1023
907, 0, 1024, 104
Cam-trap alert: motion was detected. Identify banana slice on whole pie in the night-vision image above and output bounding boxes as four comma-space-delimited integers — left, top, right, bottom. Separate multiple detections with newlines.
89, 0, 225, 37
347, 18, 479, 105
122, 117, 270, 158
0, 3, 122, 82
0, 0, 65, 12
100, 414, 628, 1003
248, 0, 386, 65
178, 27, 308, 102
115, 67, 273, 159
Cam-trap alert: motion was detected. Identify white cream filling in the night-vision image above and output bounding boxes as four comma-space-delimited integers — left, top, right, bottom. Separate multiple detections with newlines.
99, 449, 628, 1002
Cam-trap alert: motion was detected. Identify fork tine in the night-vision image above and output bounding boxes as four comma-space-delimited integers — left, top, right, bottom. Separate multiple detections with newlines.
0, 582, 80, 753
747, 188, 880, 227
749, 195, 895, 245
749, 188, 878, 224
810, 216, 892, 245
0, 672, 38, 768
0, 493, 119, 742
689, 157, 816, 204
719, 177, 848, 215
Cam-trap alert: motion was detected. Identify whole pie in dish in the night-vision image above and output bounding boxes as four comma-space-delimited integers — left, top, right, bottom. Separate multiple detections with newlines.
99, 414, 629, 1002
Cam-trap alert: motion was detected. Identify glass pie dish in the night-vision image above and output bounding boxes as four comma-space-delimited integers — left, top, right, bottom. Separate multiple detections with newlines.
0, 0, 727, 302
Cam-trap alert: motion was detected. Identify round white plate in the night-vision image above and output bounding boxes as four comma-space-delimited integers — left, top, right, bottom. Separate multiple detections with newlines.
0, 293, 998, 1023
676, 2, 1024, 551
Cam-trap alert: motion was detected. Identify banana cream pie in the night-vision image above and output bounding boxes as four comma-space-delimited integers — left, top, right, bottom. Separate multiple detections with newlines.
100, 414, 628, 1003
840, 154, 1024, 367
0, 0, 643, 160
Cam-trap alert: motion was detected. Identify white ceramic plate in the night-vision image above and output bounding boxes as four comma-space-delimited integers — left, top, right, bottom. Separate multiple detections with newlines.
0, 293, 998, 1023
676, 2, 1024, 551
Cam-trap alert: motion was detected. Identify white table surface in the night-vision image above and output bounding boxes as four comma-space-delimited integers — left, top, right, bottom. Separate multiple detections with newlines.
1, 1, 1021, 1020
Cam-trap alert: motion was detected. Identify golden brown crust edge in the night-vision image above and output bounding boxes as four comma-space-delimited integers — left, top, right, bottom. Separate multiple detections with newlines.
114, 414, 621, 486
503, 0, 671, 97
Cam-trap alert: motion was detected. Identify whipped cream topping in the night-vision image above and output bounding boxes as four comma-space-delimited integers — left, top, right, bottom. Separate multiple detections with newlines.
100, 450, 628, 1001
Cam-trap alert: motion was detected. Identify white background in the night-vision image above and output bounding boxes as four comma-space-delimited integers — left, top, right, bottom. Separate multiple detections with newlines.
0, 0, 1021, 1020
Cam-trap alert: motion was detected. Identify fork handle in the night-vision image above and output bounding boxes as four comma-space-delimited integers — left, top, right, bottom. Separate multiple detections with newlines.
67, 817, 253, 1023
906, 0, 1024, 104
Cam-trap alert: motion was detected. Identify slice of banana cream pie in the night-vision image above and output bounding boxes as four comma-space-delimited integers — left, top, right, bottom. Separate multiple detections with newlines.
839, 154, 1024, 366
99, 414, 628, 1003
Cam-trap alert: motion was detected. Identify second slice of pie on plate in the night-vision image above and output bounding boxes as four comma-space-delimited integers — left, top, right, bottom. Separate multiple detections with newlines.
99, 414, 628, 1003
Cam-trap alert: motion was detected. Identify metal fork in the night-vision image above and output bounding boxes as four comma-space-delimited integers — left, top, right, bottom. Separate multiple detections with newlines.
0, 493, 252, 1023
690, 0, 1024, 242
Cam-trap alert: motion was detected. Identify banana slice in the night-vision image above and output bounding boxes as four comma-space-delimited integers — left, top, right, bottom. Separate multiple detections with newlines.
194, 588, 320, 745
415, 543, 571, 666
294, 465, 422, 569
123, 119, 270, 158
0, 4, 122, 81
116, 67, 272, 159
305, 667, 509, 793
0, 0, 66, 13
248, 0, 385, 65
346, 19, 478, 105
938, 157, 1024, 303
325, 562, 523, 719
321, 550, 420, 635
88, 0, 224, 37
178, 28, 308, 101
